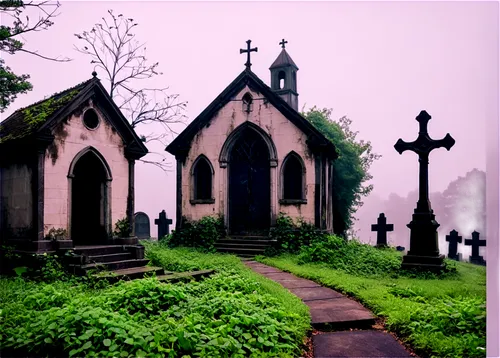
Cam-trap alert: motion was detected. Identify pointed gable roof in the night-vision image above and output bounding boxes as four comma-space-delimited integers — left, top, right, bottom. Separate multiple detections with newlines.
269, 49, 299, 70
0, 76, 148, 159
165, 69, 337, 160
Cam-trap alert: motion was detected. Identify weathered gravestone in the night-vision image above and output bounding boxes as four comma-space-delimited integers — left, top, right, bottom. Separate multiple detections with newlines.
371, 213, 394, 247
155, 210, 172, 239
445, 230, 462, 261
464, 231, 486, 265
394, 110, 455, 271
134, 212, 150, 239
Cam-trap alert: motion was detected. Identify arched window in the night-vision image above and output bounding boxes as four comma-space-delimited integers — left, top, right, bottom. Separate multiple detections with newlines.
281, 152, 305, 202
278, 71, 286, 90
191, 156, 214, 203
242, 92, 253, 113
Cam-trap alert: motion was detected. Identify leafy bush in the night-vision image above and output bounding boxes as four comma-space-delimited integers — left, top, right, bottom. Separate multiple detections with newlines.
165, 215, 226, 251
297, 235, 457, 279
45, 227, 68, 240
269, 213, 327, 254
114, 217, 131, 238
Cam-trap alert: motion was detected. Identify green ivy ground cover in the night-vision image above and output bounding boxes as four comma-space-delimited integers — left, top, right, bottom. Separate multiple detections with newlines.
258, 248, 486, 358
0, 243, 310, 357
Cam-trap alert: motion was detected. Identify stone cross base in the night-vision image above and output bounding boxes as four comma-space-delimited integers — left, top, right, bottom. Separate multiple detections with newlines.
448, 253, 462, 262
401, 253, 445, 272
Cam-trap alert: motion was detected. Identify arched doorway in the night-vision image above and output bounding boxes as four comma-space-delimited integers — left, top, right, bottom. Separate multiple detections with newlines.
228, 127, 271, 235
69, 148, 111, 245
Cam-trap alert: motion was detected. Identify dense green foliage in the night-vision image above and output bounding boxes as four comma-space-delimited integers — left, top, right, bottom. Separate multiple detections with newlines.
1, 244, 310, 357
0, 58, 32, 112
114, 217, 131, 238
0, 1, 65, 112
165, 215, 226, 251
303, 107, 381, 234
258, 250, 486, 358
267, 213, 327, 255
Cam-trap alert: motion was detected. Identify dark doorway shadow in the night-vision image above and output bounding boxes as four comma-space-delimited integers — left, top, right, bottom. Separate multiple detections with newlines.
71, 151, 109, 245
229, 127, 271, 235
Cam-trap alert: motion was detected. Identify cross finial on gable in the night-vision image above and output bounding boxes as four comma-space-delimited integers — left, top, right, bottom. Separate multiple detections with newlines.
240, 40, 258, 70
279, 38, 288, 49
92, 71, 97, 78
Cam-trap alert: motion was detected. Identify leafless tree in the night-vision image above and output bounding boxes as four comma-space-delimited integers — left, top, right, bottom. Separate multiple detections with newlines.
0, 0, 71, 61
74, 9, 187, 172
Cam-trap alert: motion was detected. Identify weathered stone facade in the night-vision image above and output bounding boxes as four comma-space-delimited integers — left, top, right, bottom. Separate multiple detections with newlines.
167, 46, 338, 235
0, 76, 148, 252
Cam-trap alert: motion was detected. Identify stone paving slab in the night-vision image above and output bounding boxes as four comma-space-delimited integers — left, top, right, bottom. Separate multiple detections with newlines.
278, 278, 322, 289
290, 287, 344, 301
248, 266, 283, 274
308, 298, 375, 326
313, 331, 412, 357
260, 272, 299, 281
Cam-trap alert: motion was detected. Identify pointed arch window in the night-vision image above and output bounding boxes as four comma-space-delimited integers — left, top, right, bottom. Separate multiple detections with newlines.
242, 92, 253, 113
278, 71, 286, 89
190, 155, 215, 204
280, 152, 307, 204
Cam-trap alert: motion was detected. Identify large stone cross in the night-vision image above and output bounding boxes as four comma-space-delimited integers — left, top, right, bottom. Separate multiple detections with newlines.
155, 210, 172, 239
240, 40, 258, 70
371, 213, 394, 247
394, 110, 455, 271
464, 231, 486, 265
445, 229, 462, 260
394, 110, 455, 212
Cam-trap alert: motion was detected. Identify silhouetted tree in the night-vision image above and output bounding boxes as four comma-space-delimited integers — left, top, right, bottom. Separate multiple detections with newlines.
74, 9, 187, 172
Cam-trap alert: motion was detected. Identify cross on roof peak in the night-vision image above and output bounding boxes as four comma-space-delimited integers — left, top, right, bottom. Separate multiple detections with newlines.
240, 40, 258, 70
279, 38, 288, 49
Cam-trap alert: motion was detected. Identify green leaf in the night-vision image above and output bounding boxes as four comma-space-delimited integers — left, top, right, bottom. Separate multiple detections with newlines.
44, 337, 53, 344
82, 341, 92, 350
103, 338, 111, 347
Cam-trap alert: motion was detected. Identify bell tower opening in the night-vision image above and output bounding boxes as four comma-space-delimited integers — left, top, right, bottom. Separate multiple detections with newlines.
269, 39, 299, 111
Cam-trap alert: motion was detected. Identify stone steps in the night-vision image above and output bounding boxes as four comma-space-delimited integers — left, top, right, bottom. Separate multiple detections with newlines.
73, 245, 127, 256
214, 236, 274, 257
87, 252, 132, 263
72, 258, 150, 272
97, 266, 166, 282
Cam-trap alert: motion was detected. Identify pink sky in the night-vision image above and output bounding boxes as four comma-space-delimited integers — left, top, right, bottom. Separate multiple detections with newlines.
1, 1, 497, 230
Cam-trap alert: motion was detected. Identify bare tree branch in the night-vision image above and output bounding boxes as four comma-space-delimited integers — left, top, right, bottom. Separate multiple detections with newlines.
74, 9, 187, 172
0, 1, 72, 62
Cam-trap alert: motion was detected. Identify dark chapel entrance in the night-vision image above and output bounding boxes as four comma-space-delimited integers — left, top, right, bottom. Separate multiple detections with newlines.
228, 127, 271, 235
71, 150, 109, 245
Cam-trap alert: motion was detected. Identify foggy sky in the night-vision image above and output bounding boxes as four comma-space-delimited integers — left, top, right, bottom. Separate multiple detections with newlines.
1, 1, 497, 232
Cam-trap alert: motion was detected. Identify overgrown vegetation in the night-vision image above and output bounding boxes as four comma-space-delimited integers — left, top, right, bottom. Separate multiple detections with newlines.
113, 217, 131, 238
267, 213, 327, 255
1, 243, 310, 357
45, 227, 68, 241
258, 242, 486, 358
303, 107, 381, 235
163, 215, 226, 251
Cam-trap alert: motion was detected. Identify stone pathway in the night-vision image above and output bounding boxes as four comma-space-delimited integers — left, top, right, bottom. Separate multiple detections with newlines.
245, 261, 413, 358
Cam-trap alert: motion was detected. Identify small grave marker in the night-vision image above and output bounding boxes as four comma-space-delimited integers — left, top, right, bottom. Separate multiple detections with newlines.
371, 213, 394, 247
155, 210, 172, 239
134, 212, 150, 239
445, 230, 462, 261
464, 231, 486, 265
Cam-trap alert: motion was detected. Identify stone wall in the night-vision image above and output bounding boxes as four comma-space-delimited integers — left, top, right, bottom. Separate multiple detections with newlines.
43, 100, 129, 236
0, 163, 33, 238
181, 86, 317, 227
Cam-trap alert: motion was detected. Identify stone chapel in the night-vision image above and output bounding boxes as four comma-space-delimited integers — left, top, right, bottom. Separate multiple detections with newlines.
0, 73, 148, 252
166, 40, 339, 235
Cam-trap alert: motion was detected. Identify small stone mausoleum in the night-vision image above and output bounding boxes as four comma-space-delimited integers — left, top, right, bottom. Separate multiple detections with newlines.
0, 74, 148, 252
166, 41, 339, 235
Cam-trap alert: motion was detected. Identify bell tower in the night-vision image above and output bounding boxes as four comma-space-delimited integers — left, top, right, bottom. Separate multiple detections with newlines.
270, 39, 299, 111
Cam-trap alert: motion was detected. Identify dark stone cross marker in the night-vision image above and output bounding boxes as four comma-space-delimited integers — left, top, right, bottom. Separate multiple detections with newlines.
279, 38, 288, 49
155, 210, 172, 239
464, 231, 486, 265
394, 110, 455, 271
446, 230, 462, 261
240, 39, 258, 70
371, 213, 394, 247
